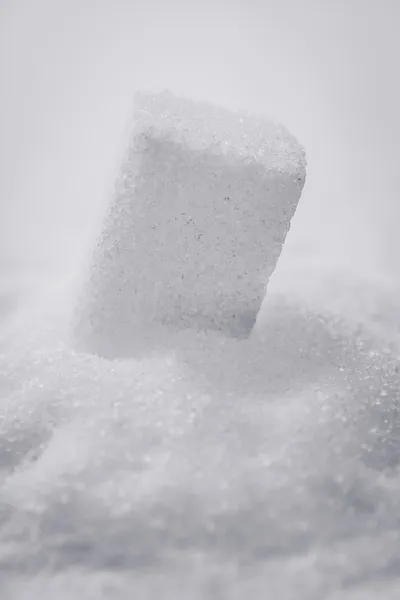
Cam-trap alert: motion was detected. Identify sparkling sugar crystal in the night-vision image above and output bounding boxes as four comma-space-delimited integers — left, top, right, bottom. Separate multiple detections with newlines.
72, 91, 306, 357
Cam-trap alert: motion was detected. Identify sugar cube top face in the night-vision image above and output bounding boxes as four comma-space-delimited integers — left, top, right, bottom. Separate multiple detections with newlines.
131, 91, 305, 175
73, 91, 306, 358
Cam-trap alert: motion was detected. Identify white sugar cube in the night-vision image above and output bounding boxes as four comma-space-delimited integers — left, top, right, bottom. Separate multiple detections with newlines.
73, 91, 306, 357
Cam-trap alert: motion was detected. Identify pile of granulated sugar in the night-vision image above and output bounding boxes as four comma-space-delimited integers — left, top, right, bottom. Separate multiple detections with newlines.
1, 301, 400, 599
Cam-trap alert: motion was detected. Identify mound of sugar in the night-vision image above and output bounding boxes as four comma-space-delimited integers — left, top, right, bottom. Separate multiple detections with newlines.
72, 91, 306, 358
2, 302, 400, 596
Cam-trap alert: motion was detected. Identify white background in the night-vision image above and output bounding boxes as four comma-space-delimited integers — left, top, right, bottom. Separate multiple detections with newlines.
1, 0, 399, 283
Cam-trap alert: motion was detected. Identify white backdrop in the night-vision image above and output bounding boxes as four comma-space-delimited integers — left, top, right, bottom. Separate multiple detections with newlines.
1, 0, 399, 284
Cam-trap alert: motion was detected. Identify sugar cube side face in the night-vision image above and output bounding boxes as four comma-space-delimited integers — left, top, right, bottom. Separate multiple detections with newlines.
73, 91, 306, 357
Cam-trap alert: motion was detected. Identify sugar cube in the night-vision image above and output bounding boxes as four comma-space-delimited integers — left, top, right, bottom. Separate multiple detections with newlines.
73, 91, 306, 357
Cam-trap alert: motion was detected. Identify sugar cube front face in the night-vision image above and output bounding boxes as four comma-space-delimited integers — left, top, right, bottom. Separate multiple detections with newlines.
73, 91, 306, 357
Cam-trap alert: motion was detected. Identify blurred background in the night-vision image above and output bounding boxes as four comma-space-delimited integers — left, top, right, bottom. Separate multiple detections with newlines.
0, 0, 399, 296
